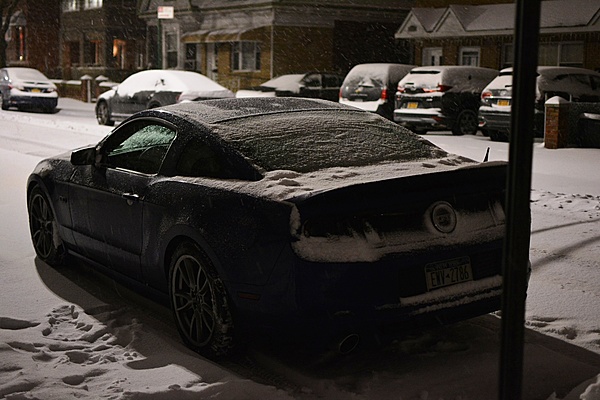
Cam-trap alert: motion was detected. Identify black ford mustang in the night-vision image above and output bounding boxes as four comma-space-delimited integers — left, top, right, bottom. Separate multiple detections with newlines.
27, 97, 511, 358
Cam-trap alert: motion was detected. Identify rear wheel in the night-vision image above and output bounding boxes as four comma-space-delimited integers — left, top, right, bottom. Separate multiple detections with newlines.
28, 186, 65, 266
96, 101, 114, 126
169, 241, 235, 358
452, 109, 478, 135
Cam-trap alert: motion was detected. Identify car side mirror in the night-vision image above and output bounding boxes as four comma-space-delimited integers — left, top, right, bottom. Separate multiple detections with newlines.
70, 146, 96, 166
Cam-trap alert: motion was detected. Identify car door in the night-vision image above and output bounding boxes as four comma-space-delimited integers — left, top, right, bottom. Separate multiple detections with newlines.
298, 73, 323, 99
68, 119, 177, 279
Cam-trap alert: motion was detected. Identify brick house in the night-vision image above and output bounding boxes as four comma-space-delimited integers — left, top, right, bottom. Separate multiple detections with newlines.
59, 0, 146, 82
4, 0, 60, 78
137, 0, 415, 92
395, 0, 600, 71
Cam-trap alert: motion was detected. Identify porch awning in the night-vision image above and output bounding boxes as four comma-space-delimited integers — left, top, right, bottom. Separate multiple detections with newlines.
182, 26, 266, 43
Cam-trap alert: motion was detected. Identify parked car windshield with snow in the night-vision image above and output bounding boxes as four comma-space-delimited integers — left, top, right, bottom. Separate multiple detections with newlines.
27, 97, 517, 358
235, 72, 344, 102
95, 69, 234, 126
479, 66, 600, 141
0, 67, 59, 113
339, 63, 414, 120
394, 66, 498, 135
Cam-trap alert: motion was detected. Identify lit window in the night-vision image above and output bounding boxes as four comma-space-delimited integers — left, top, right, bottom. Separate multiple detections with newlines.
62, 0, 78, 12
232, 42, 261, 71
84, 0, 103, 9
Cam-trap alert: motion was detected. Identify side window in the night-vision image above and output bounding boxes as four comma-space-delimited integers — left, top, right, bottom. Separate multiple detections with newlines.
303, 74, 322, 88
176, 137, 234, 179
103, 123, 176, 174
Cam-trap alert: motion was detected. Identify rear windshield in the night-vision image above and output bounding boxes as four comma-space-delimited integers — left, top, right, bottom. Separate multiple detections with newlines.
398, 71, 441, 89
342, 65, 390, 87
214, 110, 447, 173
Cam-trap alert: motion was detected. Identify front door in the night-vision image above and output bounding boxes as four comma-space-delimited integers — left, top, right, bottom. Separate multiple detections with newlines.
68, 120, 177, 280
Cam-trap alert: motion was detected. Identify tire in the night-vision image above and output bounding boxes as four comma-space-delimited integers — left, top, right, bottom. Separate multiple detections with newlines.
452, 109, 478, 135
28, 186, 65, 266
96, 101, 114, 126
1, 96, 8, 110
169, 241, 235, 358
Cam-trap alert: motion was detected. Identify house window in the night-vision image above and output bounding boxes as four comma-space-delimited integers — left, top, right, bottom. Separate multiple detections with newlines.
62, 0, 78, 12
502, 44, 514, 68
184, 43, 199, 71
460, 47, 480, 66
538, 43, 584, 67
166, 31, 179, 68
113, 39, 126, 69
84, 0, 103, 9
422, 48, 442, 66
232, 42, 261, 71
14, 26, 26, 61
85, 40, 101, 65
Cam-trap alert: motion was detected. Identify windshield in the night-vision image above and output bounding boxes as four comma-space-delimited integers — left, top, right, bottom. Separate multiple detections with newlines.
215, 110, 447, 173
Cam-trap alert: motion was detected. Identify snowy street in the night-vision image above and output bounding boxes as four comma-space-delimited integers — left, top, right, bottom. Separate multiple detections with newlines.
0, 98, 599, 399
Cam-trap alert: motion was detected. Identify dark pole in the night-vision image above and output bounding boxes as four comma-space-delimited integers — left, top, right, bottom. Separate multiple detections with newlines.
499, 0, 541, 399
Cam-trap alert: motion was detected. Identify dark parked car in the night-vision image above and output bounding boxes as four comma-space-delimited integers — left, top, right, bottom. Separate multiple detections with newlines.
479, 66, 600, 141
0, 67, 58, 113
394, 66, 498, 135
95, 69, 234, 126
339, 63, 415, 120
235, 72, 344, 102
28, 97, 513, 358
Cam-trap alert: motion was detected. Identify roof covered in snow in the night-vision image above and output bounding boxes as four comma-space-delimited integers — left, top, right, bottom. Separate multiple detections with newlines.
397, 0, 600, 38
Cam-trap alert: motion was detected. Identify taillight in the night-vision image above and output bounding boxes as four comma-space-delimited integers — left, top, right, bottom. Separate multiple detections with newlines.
380, 86, 388, 101
437, 84, 452, 92
481, 91, 492, 101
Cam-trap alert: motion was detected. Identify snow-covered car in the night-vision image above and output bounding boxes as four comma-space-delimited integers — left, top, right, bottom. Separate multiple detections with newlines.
235, 72, 343, 101
95, 69, 234, 126
394, 66, 498, 135
28, 97, 512, 358
339, 63, 415, 120
479, 66, 600, 142
0, 67, 59, 113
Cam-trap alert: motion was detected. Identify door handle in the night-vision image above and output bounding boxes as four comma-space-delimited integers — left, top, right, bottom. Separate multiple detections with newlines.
122, 193, 140, 205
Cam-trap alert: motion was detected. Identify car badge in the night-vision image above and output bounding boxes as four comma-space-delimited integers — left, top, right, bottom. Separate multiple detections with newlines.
431, 201, 457, 233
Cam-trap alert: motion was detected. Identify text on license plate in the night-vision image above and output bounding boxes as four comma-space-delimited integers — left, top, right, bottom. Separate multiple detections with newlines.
497, 99, 510, 106
425, 256, 473, 291
407, 102, 419, 109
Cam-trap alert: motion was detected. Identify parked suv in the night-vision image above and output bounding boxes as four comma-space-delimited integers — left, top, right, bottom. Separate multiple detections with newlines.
394, 66, 498, 135
479, 66, 600, 141
339, 63, 414, 120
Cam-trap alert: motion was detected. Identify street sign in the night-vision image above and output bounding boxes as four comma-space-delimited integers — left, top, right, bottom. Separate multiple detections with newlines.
158, 6, 174, 19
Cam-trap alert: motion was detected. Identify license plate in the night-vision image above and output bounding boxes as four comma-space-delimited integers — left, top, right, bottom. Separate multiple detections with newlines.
31, 88, 41, 93
407, 102, 419, 109
497, 99, 510, 106
425, 256, 473, 291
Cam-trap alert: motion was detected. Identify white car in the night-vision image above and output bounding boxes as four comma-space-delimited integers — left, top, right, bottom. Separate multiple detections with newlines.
0, 67, 59, 113
95, 70, 234, 126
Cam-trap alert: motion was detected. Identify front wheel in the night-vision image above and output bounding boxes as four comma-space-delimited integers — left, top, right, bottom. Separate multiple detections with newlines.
452, 109, 478, 135
28, 186, 65, 266
169, 241, 235, 358
96, 101, 114, 126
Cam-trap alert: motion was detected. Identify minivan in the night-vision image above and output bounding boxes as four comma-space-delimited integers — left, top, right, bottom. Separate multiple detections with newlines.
479, 66, 600, 141
339, 63, 415, 120
394, 66, 498, 135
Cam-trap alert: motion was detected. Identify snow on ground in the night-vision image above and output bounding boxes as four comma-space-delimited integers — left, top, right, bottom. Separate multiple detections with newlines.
0, 99, 599, 399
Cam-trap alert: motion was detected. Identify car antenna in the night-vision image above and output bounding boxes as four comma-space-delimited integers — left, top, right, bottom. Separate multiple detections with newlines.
483, 147, 490, 162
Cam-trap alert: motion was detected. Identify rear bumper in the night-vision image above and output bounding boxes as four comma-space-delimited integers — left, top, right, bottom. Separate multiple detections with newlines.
394, 108, 449, 130
6, 94, 58, 109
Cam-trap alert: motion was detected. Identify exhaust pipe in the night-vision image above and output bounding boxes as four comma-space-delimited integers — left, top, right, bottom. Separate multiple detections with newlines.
335, 333, 360, 355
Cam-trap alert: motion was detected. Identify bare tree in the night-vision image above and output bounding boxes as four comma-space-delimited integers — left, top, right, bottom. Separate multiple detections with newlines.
0, 0, 21, 68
